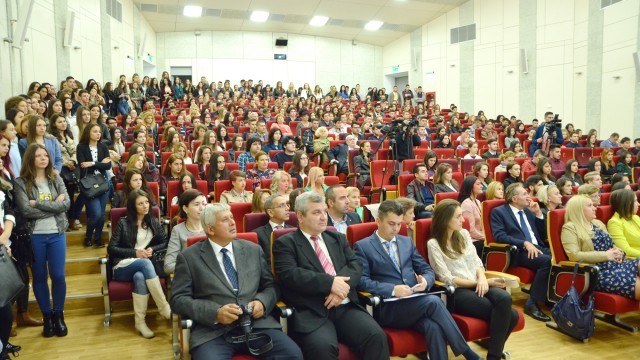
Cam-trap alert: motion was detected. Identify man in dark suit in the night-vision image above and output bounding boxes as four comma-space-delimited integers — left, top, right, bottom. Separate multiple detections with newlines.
328, 135, 359, 176
255, 194, 295, 268
354, 200, 480, 360
170, 203, 303, 360
490, 183, 552, 322
406, 163, 436, 219
273, 192, 389, 360
325, 185, 361, 234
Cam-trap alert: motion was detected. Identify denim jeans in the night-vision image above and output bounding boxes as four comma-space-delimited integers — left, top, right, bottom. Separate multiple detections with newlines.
31, 233, 67, 312
79, 180, 112, 242
113, 258, 158, 294
117, 99, 130, 116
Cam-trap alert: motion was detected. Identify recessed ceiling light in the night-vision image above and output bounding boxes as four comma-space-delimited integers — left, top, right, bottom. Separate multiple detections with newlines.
309, 15, 329, 27
365, 20, 384, 31
183, 5, 202, 17
250, 10, 270, 22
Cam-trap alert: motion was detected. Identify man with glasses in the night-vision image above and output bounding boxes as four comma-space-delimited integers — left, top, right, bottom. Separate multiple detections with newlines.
490, 183, 552, 322
350, 122, 365, 140
273, 136, 297, 169
256, 194, 295, 268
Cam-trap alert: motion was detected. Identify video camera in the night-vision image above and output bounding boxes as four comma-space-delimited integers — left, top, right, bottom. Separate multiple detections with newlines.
380, 118, 418, 136
545, 114, 562, 135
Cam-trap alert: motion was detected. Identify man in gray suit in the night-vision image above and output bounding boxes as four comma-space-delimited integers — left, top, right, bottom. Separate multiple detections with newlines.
170, 203, 303, 360
255, 194, 295, 268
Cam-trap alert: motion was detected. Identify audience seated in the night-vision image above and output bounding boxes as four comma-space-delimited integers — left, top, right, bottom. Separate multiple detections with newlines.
255, 194, 295, 268
246, 150, 276, 189
220, 170, 252, 204
325, 185, 361, 234
407, 163, 436, 219
490, 183, 552, 322
607, 189, 640, 258
458, 176, 485, 257
503, 162, 523, 188
354, 200, 481, 360
170, 203, 303, 359
434, 163, 460, 193
536, 184, 564, 216
427, 199, 518, 360
273, 136, 297, 169
328, 135, 359, 176
304, 166, 328, 195
163, 190, 206, 274
485, 181, 504, 200
107, 190, 170, 338
561, 195, 640, 300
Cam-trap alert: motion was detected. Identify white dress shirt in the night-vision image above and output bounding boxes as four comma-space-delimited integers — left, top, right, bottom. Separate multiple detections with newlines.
508, 205, 540, 245
209, 240, 236, 286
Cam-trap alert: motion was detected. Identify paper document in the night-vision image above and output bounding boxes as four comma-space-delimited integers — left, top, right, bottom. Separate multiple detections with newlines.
383, 293, 429, 302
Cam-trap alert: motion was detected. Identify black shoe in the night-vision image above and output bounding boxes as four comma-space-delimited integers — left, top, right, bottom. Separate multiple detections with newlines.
52, 311, 68, 337
83, 238, 92, 247
524, 304, 551, 322
94, 240, 105, 248
6, 342, 21, 355
42, 312, 55, 337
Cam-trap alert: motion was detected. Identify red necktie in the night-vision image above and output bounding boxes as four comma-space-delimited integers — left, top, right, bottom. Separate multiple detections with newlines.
311, 235, 336, 276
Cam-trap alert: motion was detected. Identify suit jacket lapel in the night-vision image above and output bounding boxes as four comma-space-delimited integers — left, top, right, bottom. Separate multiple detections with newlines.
295, 230, 325, 273
505, 206, 526, 237
371, 233, 401, 274
200, 239, 235, 293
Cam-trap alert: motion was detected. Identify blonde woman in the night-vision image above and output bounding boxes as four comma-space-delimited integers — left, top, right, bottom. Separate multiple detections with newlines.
304, 167, 328, 195
270, 170, 293, 196
313, 126, 330, 165
485, 181, 504, 200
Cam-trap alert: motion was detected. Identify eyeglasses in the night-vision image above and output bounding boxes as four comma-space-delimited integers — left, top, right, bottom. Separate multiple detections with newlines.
300, 157, 309, 160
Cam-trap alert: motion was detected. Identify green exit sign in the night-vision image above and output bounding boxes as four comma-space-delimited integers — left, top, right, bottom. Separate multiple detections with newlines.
392, 65, 399, 73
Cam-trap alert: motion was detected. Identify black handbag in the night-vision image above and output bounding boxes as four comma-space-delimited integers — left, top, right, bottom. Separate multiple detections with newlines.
151, 248, 167, 278
79, 171, 109, 199
550, 263, 595, 341
0, 245, 26, 307
60, 166, 80, 185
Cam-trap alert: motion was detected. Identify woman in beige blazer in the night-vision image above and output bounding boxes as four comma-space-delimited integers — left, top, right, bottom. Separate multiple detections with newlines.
561, 195, 640, 300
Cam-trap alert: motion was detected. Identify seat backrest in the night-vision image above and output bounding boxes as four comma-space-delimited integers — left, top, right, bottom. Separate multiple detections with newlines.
370, 160, 399, 187
324, 176, 340, 186
561, 148, 574, 164
413, 218, 432, 260
451, 171, 463, 185
229, 203, 252, 231
347, 149, 360, 175
481, 199, 506, 244
433, 148, 454, 160
600, 192, 611, 205
596, 205, 614, 223
547, 209, 567, 264
575, 148, 593, 166
461, 158, 484, 175
346, 222, 408, 248
111, 206, 161, 228
185, 164, 200, 178
402, 159, 422, 173
398, 174, 415, 197
435, 191, 459, 205
494, 171, 508, 183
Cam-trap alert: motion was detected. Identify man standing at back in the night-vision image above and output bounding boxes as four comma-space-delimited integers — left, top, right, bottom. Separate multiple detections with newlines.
273, 192, 389, 360
490, 183, 551, 322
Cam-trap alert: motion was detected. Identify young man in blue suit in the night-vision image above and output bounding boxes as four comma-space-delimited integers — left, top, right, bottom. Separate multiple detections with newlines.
490, 183, 552, 322
354, 200, 480, 360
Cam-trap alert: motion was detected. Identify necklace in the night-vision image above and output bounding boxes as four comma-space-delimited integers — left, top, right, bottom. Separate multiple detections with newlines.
184, 220, 202, 233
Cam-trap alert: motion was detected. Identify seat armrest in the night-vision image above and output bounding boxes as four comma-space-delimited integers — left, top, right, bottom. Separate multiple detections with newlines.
358, 291, 381, 307
433, 281, 455, 296
484, 271, 520, 283
274, 301, 293, 318
180, 317, 193, 330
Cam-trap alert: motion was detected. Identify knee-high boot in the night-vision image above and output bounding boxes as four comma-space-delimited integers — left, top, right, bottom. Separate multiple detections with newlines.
132, 293, 154, 339
145, 278, 171, 319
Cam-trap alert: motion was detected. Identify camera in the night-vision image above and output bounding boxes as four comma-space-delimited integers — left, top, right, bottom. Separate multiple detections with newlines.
238, 304, 254, 335
380, 118, 418, 135
545, 114, 562, 135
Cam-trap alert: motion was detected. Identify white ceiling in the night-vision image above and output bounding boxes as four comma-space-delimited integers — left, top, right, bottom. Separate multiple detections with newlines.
135, 0, 468, 47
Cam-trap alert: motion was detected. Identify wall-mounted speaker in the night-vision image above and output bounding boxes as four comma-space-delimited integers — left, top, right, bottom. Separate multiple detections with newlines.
13, 0, 35, 49
138, 32, 147, 58
633, 52, 640, 83
520, 48, 529, 74
275, 38, 288, 46
63, 11, 76, 47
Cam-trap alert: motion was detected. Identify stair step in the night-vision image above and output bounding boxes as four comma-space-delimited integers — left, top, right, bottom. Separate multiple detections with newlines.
65, 230, 111, 247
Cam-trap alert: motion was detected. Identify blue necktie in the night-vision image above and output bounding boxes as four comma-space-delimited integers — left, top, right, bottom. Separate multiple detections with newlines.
383, 241, 401, 272
220, 248, 239, 290
518, 211, 533, 242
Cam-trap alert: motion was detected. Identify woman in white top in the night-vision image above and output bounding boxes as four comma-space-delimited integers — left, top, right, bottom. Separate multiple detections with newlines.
463, 142, 481, 159
107, 189, 170, 338
427, 199, 519, 360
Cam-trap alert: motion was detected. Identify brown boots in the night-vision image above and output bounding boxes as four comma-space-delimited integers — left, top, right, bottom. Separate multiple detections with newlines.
16, 312, 43, 327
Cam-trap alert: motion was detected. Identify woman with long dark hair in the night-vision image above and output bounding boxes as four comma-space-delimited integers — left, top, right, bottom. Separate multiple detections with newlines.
75, 123, 112, 247
15, 144, 70, 337
18, 115, 63, 172
428, 199, 519, 360
163, 189, 206, 274
108, 189, 170, 338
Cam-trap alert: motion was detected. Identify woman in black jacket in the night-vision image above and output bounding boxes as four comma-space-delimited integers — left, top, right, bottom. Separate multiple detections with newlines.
76, 123, 112, 247
107, 189, 169, 339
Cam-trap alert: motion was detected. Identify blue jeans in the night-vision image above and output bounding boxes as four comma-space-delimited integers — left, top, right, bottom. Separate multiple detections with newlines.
117, 99, 130, 116
79, 182, 111, 241
31, 233, 67, 312
113, 258, 158, 294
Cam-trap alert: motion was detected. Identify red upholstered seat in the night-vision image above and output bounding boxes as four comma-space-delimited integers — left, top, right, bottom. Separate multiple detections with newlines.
398, 174, 415, 197
481, 199, 535, 284
229, 203, 252, 232
213, 179, 253, 202
547, 209, 640, 332
370, 160, 398, 192
383, 328, 427, 356
435, 191, 459, 204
